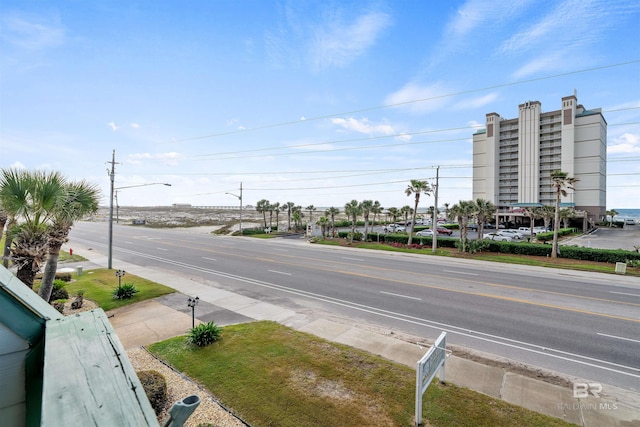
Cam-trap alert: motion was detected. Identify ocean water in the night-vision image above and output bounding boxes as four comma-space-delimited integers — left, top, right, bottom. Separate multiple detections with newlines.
613, 209, 640, 221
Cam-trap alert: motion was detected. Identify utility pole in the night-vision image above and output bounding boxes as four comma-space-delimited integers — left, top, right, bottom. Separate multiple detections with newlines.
107, 150, 120, 269
432, 166, 439, 253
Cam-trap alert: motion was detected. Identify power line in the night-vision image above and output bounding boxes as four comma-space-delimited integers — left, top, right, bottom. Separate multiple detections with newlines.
162, 59, 640, 144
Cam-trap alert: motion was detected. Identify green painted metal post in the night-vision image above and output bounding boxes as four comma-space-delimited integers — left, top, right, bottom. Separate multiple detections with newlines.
162, 395, 200, 427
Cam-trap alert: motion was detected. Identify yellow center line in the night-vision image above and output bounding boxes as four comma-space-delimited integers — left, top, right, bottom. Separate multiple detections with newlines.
150, 237, 640, 323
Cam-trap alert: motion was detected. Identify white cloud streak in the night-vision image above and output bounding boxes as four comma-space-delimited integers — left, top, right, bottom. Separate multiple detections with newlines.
1, 14, 65, 50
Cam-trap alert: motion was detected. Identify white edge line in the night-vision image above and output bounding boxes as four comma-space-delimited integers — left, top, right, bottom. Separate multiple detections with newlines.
268, 270, 292, 276
202, 257, 217, 261
380, 291, 422, 301
610, 291, 640, 297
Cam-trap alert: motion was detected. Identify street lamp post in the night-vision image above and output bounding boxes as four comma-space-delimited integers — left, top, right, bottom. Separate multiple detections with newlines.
187, 296, 199, 328
225, 182, 243, 236
108, 179, 171, 269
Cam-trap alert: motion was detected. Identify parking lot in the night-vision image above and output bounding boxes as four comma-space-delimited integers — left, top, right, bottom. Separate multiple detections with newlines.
561, 225, 640, 251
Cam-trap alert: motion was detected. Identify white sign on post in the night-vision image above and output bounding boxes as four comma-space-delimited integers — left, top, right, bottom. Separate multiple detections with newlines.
415, 332, 447, 426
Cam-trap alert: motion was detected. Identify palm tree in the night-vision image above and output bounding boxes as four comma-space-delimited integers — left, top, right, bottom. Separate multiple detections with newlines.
267, 202, 275, 228
325, 207, 340, 238
284, 202, 295, 231
306, 205, 315, 226
0, 169, 66, 288
344, 200, 362, 243
272, 202, 280, 231
475, 198, 495, 240
38, 180, 100, 302
360, 200, 374, 239
400, 205, 413, 227
387, 207, 399, 224
540, 206, 555, 231
443, 203, 450, 222
293, 205, 303, 230
256, 199, 269, 228
371, 201, 383, 228
405, 179, 432, 245
550, 171, 578, 259
0, 209, 9, 267
316, 216, 329, 237
605, 209, 618, 227
450, 200, 476, 252
558, 208, 574, 229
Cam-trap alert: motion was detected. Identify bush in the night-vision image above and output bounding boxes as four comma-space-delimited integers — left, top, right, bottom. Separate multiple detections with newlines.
137, 370, 168, 415
188, 321, 223, 347
112, 283, 139, 300
50, 279, 69, 302
52, 299, 66, 314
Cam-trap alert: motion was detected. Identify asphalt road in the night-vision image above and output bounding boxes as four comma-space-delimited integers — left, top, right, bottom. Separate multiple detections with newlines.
69, 221, 640, 393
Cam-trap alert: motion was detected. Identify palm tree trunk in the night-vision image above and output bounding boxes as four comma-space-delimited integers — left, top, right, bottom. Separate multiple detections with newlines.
2, 236, 12, 268
39, 245, 62, 301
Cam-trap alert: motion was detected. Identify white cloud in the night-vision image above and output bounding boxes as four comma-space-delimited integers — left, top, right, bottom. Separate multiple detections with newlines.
1, 14, 65, 50
608, 133, 640, 154
384, 82, 451, 115
128, 152, 183, 166
330, 117, 395, 136
108, 122, 118, 131
468, 120, 485, 130
310, 11, 392, 70
130, 123, 140, 129
452, 93, 498, 110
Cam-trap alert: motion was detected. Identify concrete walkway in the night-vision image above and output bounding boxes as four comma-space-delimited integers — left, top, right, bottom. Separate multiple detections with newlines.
65, 244, 639, 427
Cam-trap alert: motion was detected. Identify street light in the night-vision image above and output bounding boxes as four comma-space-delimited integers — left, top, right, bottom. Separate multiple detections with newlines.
108, 174, 171, 269
187, 296, 199, 328
225, 182, 243, 236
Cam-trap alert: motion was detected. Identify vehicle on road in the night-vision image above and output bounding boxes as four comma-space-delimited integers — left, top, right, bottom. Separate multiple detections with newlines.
625, 218, 636, 225
483, 232, 513, 242
415, 229, 434, 237
498, 230, 524, 240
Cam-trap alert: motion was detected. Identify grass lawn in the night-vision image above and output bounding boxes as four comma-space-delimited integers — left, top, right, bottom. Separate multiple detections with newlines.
149, 321, 573, 427
55, 268, 175, 311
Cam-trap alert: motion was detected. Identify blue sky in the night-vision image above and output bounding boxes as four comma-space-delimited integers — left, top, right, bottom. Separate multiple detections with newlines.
1, 0, 639, 210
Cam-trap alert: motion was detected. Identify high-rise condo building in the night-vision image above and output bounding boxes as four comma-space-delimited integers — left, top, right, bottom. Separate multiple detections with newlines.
472, 93, 606, 225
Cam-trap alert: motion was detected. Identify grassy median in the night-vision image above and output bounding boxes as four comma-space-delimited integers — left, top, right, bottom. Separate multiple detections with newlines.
149, 321, 572, 427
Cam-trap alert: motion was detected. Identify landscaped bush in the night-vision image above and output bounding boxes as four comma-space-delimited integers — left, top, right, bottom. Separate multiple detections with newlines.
112, 283, 139, 300
188, 321, 223, 347
557, 246, 640, 263
137, 370, 168, 415
52, 300, 66, 314
49, 279, 69, 302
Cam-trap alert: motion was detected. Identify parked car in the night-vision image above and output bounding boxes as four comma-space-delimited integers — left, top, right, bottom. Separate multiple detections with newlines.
383, 224, 406, 233
517, 227, 533, 236
468, 223, 479, 231
483, 232, 513, 242
415, 229, 434, 237
498, 230, 523, 240
435, 227, 453, 236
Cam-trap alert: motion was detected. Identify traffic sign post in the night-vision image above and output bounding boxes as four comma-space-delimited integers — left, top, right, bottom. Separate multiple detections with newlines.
415, 332, 447, 426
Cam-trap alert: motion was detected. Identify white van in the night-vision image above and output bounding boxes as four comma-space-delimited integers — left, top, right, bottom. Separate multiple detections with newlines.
626, 218, 636, 225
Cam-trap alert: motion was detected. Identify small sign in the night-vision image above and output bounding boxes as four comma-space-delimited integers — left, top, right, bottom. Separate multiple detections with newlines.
415, 332, 446, 426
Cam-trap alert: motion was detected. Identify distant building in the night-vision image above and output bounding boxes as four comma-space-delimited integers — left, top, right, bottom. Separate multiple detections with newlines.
472, 93, 606, 222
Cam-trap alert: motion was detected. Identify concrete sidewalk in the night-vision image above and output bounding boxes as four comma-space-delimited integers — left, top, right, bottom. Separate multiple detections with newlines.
64, 245, 639, 427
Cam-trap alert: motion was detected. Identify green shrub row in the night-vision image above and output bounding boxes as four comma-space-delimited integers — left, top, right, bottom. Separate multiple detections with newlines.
335, 232, 640, 263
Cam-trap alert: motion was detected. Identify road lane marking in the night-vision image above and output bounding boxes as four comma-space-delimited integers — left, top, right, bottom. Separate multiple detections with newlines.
268, 270, 292, 276
610, 291, 640, 297
597, 333, 640, 344
380, 291, 422, 301
202, 257, 217, 261
73, 241, 640, 379
443, 269, 478, 276
342, 257, 363, 261
156, 247, 168, 251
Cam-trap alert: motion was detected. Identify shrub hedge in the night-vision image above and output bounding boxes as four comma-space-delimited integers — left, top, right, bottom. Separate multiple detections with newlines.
334, 232, 640, 263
